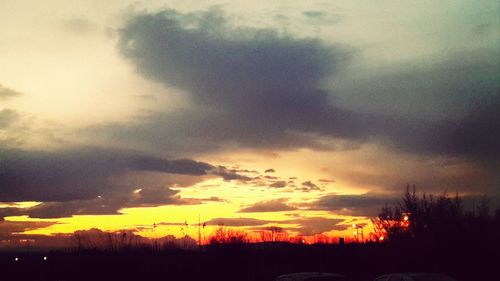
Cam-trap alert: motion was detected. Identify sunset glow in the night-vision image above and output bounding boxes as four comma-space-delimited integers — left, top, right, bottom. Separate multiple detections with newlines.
1, 0, 498, 250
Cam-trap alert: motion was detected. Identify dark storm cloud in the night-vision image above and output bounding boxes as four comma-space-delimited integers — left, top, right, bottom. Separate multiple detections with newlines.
334, 49, 500, 161
0, 84, 22, 100
442, 95, 500, 160
103, 7, 500, 164
0, 147, 243, 202
119, 9, 338, 106
376, 100, 500, 163
239, 198, 296, 213
310, 193, 399, 217
97, 8, 358, 152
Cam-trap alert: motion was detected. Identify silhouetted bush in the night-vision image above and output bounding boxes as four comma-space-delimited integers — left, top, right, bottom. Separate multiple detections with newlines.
377, 185, 500, 245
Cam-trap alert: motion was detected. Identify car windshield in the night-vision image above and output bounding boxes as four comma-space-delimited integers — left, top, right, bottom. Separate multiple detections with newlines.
411, 274, 456, 281
304, 277, 346, 281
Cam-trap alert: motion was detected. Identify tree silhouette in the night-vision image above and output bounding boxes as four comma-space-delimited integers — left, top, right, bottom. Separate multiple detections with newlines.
207, 226, 249, 244
260, 226, 288, 242
377, 185, 499, 245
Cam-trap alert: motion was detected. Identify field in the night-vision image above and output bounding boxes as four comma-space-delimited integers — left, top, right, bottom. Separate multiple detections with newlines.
1, 240, 496, 281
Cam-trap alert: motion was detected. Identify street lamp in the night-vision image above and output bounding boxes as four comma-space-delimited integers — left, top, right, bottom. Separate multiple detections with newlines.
352, 224, 364, 243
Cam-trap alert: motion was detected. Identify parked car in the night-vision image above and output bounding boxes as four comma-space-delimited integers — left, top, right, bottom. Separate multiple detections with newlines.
275, 272, 348, 281
374, 273, 457, 281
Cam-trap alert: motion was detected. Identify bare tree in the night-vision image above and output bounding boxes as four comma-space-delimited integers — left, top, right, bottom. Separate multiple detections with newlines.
260, 226, 288, 242
208, 226, 248, 244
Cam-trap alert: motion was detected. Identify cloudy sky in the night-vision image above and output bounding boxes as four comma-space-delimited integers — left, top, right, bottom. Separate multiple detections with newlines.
1, 0, 499, 246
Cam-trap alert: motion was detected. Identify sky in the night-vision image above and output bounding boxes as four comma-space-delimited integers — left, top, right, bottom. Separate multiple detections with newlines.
0, 0, 499, 247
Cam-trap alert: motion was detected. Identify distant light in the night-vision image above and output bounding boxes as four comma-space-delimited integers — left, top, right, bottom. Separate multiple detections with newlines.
379, 236, 384, 241
301, 239, 305, 243
14, 257, 19, 261
403, 215, 409, 221
352, 224, 356, 228
97, 195, 102, 199
43, 256, 48, 261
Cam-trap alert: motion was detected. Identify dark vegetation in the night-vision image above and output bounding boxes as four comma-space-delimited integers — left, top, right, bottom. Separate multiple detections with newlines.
375, 186, 500, 246
1, 187, 498, 281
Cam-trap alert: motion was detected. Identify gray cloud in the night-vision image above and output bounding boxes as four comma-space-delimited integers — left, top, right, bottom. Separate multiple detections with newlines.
310, 193, 399, 217
210, 166, 253, 181
132, 187, 187, 206
118, 8, 339, 107
333, 47, 500, 161
92, 8, 355, 153
0, 84, 22, 100
311, 191, 500, 218
0, 199, 124, 219
0, 147, 243, 203
302, 11, 325, 18
0, 109, 18, 129
239, 198, 296, 213
0, 186, 196, 219
299, 181, 321, 192
61, 16, 97, 34
442, 95, 500, 160
269, 181, 287, 188
94, 7, 500, 166
302, 11, 340, 25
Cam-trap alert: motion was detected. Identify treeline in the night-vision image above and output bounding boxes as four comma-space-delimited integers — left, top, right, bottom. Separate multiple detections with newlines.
375, 186, 500, 245
72, 228, 198, 252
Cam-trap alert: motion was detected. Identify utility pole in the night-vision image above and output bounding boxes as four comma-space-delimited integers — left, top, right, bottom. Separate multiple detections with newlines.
352, 224, 364, 243
198, 214, 202, 248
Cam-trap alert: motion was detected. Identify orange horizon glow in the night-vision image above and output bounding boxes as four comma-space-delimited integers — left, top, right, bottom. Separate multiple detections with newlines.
1, 222, 379, 249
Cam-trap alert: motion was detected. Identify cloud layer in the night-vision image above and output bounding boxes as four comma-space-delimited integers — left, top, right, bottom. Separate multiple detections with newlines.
98, 7, 500, 165
0, 146, 249, 218
1, 3, 498, 245
98, 8, 355, 152
239, 198, 296, 213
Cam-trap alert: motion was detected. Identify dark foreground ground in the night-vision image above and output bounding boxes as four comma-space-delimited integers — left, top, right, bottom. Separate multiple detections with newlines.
0, 241, 496, 281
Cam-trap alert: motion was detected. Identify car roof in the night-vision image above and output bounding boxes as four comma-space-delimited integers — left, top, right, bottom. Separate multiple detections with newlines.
406, 273, 454, 277
277, 272, 345, 278
379, 273, 450, 276
376, 273, 455, 278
